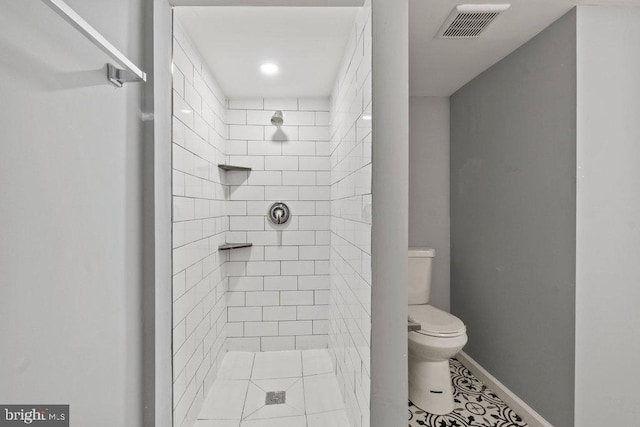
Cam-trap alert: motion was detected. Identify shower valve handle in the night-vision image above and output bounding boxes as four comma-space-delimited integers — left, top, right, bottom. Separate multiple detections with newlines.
268, 202, 291, 225
274, 208, 284, 223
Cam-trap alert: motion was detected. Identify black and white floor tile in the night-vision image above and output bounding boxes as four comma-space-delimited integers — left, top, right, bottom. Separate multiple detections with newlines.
408, 358, 528, 427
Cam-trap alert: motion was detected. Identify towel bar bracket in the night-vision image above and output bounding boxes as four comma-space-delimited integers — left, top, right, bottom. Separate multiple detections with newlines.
107, 63, 145, 87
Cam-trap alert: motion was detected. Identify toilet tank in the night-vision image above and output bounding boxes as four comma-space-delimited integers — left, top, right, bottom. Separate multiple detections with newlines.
408, 247, 435, 305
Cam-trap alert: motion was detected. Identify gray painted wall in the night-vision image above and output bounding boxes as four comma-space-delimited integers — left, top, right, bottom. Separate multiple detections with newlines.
450, 10, 576, 427
575, 6, 640, 425
409, 96, 450, 311
0, 1, 150, 425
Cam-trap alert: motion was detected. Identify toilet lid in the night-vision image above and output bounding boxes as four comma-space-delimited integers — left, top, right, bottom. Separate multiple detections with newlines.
409, 305, 466, 337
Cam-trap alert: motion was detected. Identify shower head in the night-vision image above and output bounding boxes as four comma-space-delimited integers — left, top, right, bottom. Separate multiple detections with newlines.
271, 110, 284, 127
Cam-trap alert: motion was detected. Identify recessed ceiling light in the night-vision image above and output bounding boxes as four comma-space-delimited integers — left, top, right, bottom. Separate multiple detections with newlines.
260, 63, 279, 75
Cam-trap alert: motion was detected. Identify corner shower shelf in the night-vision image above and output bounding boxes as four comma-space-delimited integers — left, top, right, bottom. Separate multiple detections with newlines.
218, 243, 253, 251
218, 164, 252, 172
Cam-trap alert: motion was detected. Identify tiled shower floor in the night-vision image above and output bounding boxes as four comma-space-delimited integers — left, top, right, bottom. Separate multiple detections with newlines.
408, 358, 528, 427
195, 350, 350, 427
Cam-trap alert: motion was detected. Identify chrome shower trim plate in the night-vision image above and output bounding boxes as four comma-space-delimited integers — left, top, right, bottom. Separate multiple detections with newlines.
267, 201, 291, 225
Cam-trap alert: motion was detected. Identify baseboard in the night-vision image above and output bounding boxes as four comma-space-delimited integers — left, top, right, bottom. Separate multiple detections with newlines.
456, 351, 554, 427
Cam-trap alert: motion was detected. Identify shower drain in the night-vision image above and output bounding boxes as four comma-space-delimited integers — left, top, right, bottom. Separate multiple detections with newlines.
265, 391, 286, 405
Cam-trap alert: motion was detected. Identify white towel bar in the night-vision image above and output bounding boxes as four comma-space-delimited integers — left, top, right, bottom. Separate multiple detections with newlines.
41, 0, 146, 87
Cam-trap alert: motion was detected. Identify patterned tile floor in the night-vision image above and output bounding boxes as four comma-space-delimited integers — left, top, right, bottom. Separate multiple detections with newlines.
408, 359, 528, 427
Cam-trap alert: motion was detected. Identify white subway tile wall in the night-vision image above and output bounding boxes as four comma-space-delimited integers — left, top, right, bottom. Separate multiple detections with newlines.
224, 97, 332, 353
329, 3, 372, 427
172, 19, 229, 427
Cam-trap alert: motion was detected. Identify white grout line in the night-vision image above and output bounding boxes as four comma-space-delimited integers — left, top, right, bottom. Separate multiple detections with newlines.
299, 350, 310, 427
238, 353, 257, 421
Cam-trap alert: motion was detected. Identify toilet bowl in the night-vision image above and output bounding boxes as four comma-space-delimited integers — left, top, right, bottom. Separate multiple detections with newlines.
408, 304, 467, 414
408, 248, 468, 415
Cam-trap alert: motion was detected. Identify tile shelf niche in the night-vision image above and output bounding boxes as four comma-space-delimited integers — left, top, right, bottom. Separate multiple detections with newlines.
218, 164, 252, 172
218, 243, 253, 251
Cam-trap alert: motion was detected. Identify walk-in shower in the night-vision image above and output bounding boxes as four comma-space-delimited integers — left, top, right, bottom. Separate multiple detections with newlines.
171, 4, 372, 426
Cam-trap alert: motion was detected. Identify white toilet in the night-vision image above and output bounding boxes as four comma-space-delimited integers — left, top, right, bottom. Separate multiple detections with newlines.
408, 248, 468, 415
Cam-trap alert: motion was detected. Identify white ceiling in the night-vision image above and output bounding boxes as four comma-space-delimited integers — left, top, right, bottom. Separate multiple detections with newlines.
409, 0, 640, 96
175, 7, 358, 98
176, 1, 640, 99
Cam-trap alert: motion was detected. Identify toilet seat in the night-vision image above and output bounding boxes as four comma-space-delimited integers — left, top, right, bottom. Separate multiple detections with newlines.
409, 305, 466, 338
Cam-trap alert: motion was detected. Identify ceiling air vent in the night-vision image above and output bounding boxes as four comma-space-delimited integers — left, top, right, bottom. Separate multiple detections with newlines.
437, 4, 510, 39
